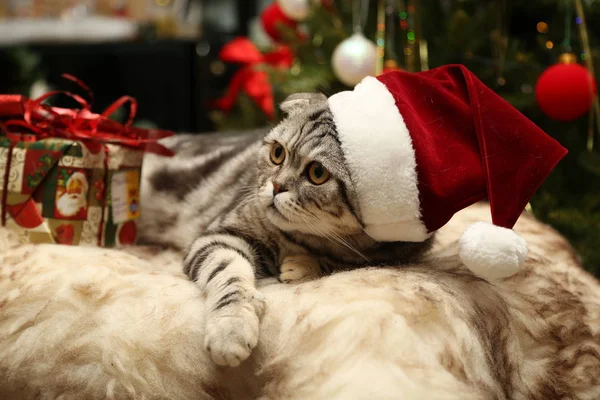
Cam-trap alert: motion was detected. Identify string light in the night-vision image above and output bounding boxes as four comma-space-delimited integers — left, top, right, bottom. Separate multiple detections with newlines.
400, 20, 408, 30
376, 0, 386, 75
384, 59, 399, 70
399, 11, 407, 19
290, 64, 301, 76
574, 0, 600, 151
419, 39, 429, 71
581, 52, 587, 60
575, 16, 582, 24
546, 40, 554, 49
521, 84, 533, 93
497, 77, 506, 86
407, 31, 415, 41
210, 61, 225, 76
404, 48, 412, 56
536, 21, 548, 33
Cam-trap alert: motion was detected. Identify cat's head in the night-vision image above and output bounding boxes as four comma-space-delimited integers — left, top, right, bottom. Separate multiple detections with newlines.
257, 93, 364, 236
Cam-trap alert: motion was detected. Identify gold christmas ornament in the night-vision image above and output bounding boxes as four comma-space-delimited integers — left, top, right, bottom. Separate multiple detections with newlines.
384, 59, 399, 70
559, 52, 578, 64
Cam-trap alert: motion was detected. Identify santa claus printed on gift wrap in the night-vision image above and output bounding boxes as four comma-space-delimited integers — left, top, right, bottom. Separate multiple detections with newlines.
55, 171, 89, 219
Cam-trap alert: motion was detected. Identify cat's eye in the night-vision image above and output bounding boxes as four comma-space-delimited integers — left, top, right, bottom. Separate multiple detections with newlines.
270, 142, 286, 165
307, 162, 330, 185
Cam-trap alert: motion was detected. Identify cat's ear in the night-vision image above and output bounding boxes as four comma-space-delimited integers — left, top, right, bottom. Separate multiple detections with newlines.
280, 93, 327, 114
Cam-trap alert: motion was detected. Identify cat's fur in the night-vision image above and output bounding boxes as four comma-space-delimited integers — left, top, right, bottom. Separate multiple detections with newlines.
139, 94, 433, 366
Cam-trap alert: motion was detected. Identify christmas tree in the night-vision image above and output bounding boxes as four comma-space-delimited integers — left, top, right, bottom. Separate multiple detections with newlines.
212, 0, 600, 276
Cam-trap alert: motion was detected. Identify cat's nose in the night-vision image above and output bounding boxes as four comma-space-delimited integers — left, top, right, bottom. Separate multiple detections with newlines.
272, 182, 287, 195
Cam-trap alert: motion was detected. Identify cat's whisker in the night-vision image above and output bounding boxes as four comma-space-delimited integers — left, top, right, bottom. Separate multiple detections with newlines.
299, 214, 326, 240
299, 213, 333, 242
299, 207, 370, 262
237, 185, 257, 191
360, 227, 376, 241
238, 190, 256, 198
296, 208, 370, 263
324, 227, 371, 263
301, 216, 343, 252
235, 194, 257, 210
237, 186, 257, 194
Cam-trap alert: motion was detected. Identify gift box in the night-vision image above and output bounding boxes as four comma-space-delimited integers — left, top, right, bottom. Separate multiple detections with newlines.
0, 76, 173, 247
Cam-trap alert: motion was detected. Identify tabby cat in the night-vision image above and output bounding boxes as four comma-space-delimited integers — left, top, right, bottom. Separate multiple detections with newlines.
139, 93, 433, 367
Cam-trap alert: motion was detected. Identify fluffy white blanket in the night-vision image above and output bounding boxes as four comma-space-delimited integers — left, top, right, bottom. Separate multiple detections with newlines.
0, 203, 599, 400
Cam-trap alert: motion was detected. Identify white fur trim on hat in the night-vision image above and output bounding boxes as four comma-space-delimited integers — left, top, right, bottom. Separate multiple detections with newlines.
328, 76, 428, 242
459, 221, 528, 280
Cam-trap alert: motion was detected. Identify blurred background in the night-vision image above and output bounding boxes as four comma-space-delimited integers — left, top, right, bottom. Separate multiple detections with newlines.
0, 0, 599, 275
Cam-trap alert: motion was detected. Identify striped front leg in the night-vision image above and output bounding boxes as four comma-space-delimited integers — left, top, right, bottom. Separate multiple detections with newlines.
184, 233, 265, 367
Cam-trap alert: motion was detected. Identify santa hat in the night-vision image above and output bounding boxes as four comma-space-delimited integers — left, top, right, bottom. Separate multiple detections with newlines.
327, 64, 567, 280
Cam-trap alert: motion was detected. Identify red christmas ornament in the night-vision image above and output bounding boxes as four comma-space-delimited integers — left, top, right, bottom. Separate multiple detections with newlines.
260, 2, 298, 42
55, 224, 75, 245
117, 220, 137, 246
535, 53, 597, 122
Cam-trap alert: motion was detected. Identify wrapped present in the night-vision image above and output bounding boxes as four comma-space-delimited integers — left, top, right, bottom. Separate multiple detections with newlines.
0, 76, 174, 247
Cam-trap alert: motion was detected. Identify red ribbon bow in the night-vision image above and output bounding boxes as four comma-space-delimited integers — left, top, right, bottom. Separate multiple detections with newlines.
0, 75, 175, 156
213, 38, 294, 119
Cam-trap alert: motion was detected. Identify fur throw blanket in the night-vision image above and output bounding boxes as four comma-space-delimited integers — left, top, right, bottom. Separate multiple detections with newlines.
0, 203, 599, 400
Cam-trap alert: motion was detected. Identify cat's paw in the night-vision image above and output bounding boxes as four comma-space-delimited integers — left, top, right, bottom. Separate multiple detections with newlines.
204, 291, 265, 367
279, 254, 322, 284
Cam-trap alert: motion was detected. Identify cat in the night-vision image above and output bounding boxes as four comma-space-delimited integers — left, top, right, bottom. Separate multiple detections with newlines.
139, 93, 434, 367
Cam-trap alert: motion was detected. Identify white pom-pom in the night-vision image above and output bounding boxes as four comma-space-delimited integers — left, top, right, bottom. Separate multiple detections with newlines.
459, 221, 528, 280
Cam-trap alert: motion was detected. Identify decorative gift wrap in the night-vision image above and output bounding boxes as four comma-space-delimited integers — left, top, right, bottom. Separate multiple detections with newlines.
0, 75, 174, 247
0, 137, 144, 246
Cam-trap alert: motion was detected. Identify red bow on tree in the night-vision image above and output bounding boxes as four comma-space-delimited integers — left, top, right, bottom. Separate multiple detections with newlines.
213, 38, 294, 119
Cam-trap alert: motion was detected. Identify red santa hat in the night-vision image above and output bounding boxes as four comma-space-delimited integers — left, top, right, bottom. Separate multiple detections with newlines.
327, 64, 567, 280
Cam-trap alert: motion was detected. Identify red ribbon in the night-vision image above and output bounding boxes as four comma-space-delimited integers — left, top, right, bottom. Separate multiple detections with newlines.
213, 38, 294, 119
0, 75, 176, 246
0, 74, 175, 156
